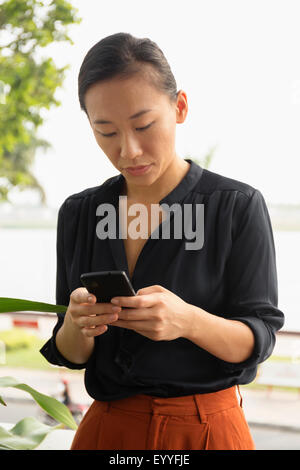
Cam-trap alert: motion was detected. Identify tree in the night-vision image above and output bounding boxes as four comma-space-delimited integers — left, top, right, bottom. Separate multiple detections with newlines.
0, 0, 81, 204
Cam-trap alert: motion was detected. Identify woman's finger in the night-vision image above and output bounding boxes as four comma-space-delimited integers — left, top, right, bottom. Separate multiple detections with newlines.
111, 292, 158, 309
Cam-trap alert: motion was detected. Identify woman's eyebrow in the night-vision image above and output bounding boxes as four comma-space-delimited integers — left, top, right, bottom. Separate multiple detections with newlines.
93, 108, 153, 125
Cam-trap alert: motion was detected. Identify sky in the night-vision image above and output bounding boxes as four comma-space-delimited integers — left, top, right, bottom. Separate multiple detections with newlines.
10, 0, 300, 209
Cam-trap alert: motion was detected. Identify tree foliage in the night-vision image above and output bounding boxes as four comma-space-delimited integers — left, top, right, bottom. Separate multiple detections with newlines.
0, 0, 81, 203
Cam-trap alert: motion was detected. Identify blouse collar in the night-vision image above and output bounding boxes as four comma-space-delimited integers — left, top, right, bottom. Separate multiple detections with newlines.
110, 158, 203, 206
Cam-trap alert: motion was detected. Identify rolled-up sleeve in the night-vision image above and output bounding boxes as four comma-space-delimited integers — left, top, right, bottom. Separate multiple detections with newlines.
39, 200, 88, 370
220, 189, 284, 372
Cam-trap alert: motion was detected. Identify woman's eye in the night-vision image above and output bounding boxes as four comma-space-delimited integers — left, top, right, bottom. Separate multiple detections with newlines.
100, 131, 117, 137
136, 122, 153, 132
98, 122, 153, 138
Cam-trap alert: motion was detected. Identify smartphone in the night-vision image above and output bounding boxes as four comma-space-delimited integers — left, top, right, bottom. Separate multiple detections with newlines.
80, 270, 136, 303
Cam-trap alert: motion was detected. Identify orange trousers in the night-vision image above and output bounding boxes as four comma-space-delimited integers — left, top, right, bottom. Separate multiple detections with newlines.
70, 386, 255, 450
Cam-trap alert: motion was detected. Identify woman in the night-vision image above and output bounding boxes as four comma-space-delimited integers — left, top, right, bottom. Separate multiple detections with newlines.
40, 32, 284, 450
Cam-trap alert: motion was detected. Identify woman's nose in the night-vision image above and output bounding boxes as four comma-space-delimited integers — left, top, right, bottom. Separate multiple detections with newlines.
120, 134, 143, 160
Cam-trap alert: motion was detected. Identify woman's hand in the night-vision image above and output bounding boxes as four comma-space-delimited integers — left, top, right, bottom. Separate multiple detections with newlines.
110, 285, 194, 341
67, 287, 121, 337
110, 285, 255, 363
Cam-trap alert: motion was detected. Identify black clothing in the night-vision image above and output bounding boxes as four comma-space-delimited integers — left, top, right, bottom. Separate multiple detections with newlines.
40, 159, 284, 401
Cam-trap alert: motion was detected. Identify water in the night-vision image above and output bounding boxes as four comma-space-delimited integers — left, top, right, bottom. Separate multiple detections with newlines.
0, 228, 298, 332
0, 228, 56, 304
273, 231, 299, 332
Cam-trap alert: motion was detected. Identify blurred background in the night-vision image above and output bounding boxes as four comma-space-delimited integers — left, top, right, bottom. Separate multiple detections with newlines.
0, 0, 300, 450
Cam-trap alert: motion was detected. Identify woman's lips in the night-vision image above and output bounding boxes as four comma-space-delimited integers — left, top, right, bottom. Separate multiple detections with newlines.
124, 164, 152, 176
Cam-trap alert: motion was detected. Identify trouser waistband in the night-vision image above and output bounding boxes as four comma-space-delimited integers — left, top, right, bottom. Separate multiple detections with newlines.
96, 386, 242, 424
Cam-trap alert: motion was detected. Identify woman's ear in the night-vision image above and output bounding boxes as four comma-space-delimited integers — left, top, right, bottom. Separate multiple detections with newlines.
176, 90, 188, 124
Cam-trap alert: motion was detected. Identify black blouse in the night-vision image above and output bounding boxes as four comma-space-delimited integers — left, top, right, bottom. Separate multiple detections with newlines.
40, 159, 284, 401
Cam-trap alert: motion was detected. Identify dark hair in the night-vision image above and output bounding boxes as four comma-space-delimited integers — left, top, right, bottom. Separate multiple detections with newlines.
78, 32, 178, 115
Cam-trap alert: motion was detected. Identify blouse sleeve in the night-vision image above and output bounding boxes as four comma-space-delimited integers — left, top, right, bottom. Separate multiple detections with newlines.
219, 189, 284, 372
39, 200, 88, 370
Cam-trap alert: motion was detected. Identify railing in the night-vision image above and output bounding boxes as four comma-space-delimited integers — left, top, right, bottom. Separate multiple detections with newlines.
1, 311, 57, 318
1, 310, 299, 335
277, 330, 300, 337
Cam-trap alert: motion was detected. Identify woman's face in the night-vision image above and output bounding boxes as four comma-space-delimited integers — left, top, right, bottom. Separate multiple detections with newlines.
84, 70, 188, 190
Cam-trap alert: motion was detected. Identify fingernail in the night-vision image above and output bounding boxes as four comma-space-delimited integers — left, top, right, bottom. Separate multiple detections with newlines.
112, 306, 121, 313
111, 298, 119, 305
109, 313, 118, 321
88, 296, 94, 303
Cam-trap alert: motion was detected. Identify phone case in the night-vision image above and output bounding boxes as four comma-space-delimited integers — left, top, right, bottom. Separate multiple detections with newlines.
80, 270, 136, 302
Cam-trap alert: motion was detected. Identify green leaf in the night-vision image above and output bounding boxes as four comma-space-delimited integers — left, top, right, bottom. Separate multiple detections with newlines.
0, 297, 67, 314
0, 417, 55, 450
0, 377, 77, 430
0, 395, 7, 406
